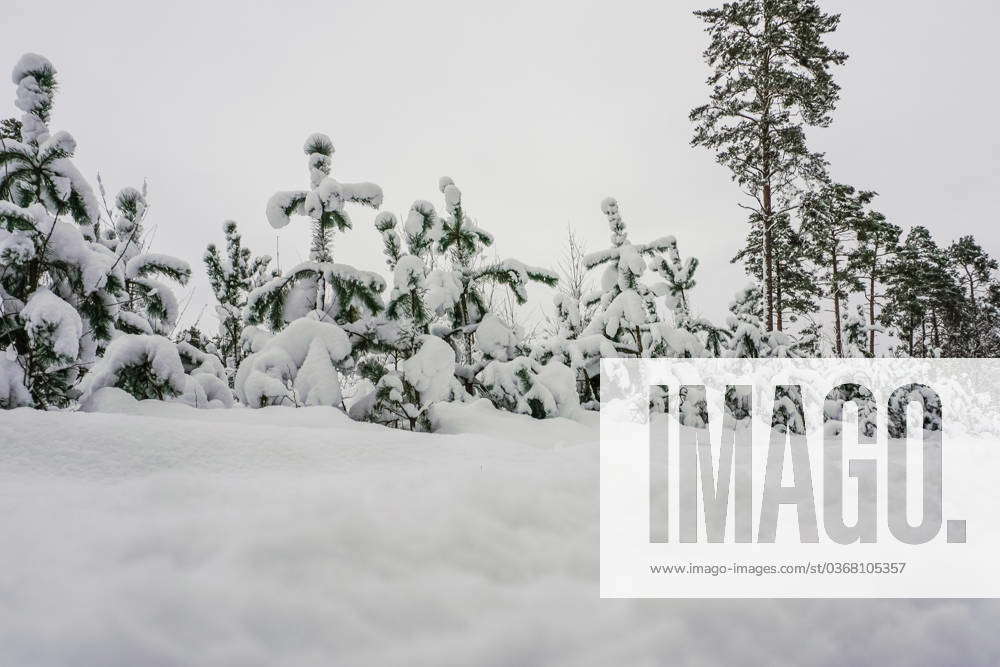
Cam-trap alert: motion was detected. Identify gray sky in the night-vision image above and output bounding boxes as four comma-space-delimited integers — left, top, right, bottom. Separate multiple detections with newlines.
4, 0, 999, 332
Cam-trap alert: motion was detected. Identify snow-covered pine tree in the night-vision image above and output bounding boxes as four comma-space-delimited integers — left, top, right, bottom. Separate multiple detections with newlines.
251, 133, 385, 329
0, 54, 100, 237
234, 316, 355, 409
649, 236, 697, 318
380, 204, 439, 346
581, 197, 664, 358
351, 333, 458, 431
204, 220, 275, 376
431, 176, 558, 367
582, 197, 705, 362
98, 184, 193, 337
351, 179, 569, 425
530, 230, 613, 409
371, 177, 563, 414
237, 135, 388, 410
347, 207, 464, 429
429, 177, 569, 416
724, 284, 807, 431
842, 305, 871, 358
531, 291, 615, 409
0, 54, 122, 407
725, 285, 767, 358
648, 235, 729, 356
823, 383, 877, 438
0, 53, 230, 410
83, 182, 234, 407
724, 284, 801, 358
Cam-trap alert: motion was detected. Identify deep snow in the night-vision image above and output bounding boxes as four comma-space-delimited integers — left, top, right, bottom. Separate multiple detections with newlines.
1, 401, 998, 666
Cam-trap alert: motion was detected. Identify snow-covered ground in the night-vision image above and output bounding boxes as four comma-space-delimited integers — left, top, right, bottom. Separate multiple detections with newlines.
1, 402, 998, 666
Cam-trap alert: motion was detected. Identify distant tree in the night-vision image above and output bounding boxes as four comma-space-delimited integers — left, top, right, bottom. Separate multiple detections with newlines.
691, 0, 847, 331
853, 212, 900, 355
944, 236, 1000, 357
949, 236, 997, 311
884, 227, 959, 356
800, 183, 879, 356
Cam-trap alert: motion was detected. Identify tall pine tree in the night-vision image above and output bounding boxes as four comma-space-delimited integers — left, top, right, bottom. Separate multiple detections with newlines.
691, 0, 846, 331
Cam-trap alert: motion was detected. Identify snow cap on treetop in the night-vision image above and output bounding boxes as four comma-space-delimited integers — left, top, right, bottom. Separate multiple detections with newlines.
374, 211, 398, 232
303, 133, 334, 157
600, 196, 627, 246
115, 187, 146, 219
12, 53, 54, 85
439, 176, 461, 210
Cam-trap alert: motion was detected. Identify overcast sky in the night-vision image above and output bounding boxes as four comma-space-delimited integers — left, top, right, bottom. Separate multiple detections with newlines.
4, 0, 999, 332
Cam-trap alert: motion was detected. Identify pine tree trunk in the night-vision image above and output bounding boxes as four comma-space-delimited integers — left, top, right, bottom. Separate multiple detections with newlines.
832, 243, 842, 357
965, 267, 976, 309
762, 184, 775, 332
759, 18, 775, 333
908, 313, 915, 357
868, 272, 876, 356
459, 295, 473, 364
775, 251, 784, 331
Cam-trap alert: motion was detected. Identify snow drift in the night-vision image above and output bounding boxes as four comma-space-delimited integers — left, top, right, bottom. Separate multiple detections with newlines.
0, 404, 996, 666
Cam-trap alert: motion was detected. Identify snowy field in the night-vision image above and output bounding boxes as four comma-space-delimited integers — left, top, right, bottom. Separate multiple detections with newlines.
1, 402, 998, 666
